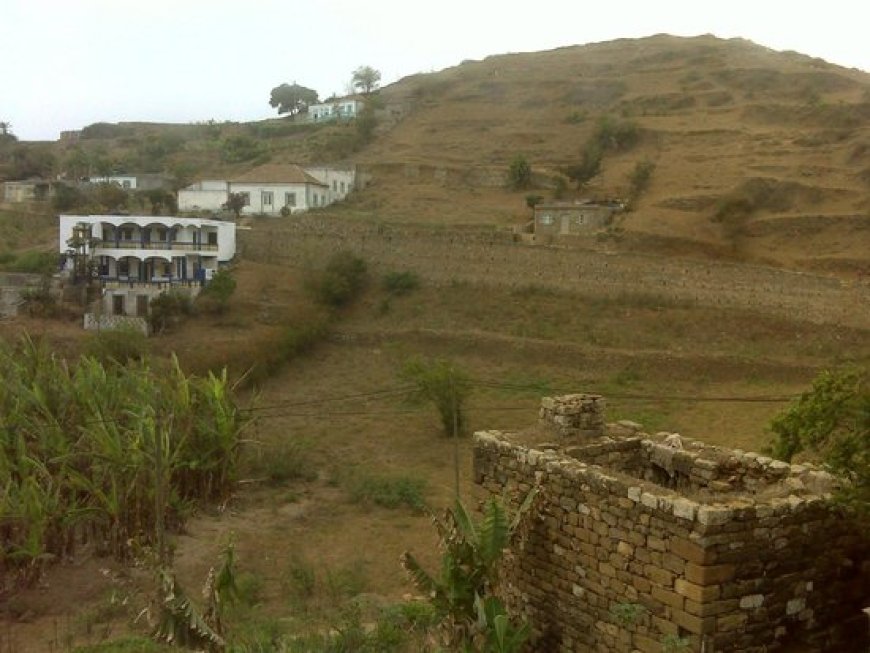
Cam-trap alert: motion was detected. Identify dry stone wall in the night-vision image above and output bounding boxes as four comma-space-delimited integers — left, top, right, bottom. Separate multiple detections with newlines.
472, 396, 870, 652
239, 217, 870, 327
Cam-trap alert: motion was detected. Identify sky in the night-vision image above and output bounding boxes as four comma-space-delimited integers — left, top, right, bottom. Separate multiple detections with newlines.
3, 0, 870, 141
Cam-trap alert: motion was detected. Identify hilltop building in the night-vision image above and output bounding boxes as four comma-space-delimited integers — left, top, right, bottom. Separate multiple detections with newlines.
308, 98, 365, 122
177, 164, 356, 216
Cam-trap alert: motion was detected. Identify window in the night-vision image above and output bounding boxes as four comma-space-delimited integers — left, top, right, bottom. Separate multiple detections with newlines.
239, 192, 250, 206
576, 215, 585, 225
540, 214, 554, 226
322, 194, 326, 205
340, 181, 346, 193
156, 228, 167, 241
207, 231, 218, 246
332, 180, 337, 191
285, 192, 296, 207
262, 191, 273, 206
313, 194, 318, 207
118, 259, 130, 276
122, 180, 131, 189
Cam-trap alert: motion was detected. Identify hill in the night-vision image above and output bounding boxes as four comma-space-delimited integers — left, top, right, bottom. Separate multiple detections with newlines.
357, 34, 870, 274
2, 34, 868, 274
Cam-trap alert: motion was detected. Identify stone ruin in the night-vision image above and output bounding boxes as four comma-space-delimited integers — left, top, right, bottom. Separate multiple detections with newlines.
473, 394, 870, 652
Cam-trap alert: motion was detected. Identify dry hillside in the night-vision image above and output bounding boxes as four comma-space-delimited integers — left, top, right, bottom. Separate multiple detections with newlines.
355, 34, 870, 274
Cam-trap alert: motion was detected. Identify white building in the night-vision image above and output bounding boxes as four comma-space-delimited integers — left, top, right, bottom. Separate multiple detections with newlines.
59, 214, 236, 327
308, 99, 365, 122
177, 164, 356, 216
88, 175, 138, 189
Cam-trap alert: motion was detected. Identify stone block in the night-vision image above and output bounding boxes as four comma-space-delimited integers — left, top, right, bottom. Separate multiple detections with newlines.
675, 579, 721, 603
669, 536, 712, 565
684, 562, 736, 586
651, 585, 684, 611
672, 607, 716, 634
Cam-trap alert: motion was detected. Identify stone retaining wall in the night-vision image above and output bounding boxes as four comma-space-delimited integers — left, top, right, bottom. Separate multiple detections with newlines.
472, 397, 870, 652
238, 217, 870, 327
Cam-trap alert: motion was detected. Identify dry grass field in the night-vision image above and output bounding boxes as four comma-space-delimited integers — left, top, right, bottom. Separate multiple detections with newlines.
0, 33, 868, 652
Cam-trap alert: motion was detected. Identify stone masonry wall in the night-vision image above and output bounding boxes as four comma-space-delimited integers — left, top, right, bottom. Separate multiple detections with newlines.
238, 217, 870, 328
472, 399, 870, 652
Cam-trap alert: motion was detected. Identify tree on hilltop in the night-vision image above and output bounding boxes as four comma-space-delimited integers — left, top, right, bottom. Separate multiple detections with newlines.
351, 66, 381, 95
269, 82, 319, 116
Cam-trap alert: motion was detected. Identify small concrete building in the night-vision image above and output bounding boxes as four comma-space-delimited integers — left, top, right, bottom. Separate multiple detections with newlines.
533, 200, 624, 237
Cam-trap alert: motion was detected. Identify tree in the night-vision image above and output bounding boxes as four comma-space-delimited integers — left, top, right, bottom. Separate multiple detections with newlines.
507, 155, 532, 190
199, 269, 236, 314
402, 357, 472, 437
351, 66, 381, 95
269, 82, 319, 116
769, 367, 869, 514
223, 192, 247, 219
0, 121, 11, 136
563, 141, 602, 189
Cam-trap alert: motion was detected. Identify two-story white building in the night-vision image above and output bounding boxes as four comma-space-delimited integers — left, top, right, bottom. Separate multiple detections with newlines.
177, 164, 356, 216
59, 214, 236, 328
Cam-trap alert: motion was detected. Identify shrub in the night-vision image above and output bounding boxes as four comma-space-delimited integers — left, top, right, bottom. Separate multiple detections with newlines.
306, 251, 368, 308
592, 115, 640, 152
507, 155, 532, 190
149, 290, 193, 334
198, 268, 236, 314
8, 250, 56, 274
563, 141, 603, 189
525, 194, 544, 210
382, 270, 420, 296
347, 473, 427, 511
627, 159, 656, 200
402, 357, 472, 436
85, 324, 149, 364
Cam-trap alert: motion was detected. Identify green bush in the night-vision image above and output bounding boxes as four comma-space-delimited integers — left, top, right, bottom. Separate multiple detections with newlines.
246, 438, 319, 485
149, 290, 193, 334
627, 159, 656, 200
7, 250, 56, 274
85, 325, 149, 365
382, 270, 420, 296
592, 115, 640, 152
198, 268, 236, 314
306, 251, 368, 308
347, 473, 427, 511
507, 155, 532, 190
402, 357, 472, 436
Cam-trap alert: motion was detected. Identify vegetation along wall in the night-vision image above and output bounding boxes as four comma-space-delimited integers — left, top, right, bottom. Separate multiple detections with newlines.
472, 395, 870, 652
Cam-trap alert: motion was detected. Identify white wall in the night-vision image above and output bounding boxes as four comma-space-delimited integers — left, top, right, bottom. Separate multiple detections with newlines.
305, 167, 356, 204
178, 187, 229, 212
229, 182, 324, 215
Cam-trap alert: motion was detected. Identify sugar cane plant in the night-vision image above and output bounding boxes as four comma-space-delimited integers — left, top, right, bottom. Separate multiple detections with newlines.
0, 336, 247, 591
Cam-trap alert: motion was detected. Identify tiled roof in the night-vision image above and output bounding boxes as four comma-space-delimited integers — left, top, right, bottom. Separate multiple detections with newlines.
230, 164, 327, 186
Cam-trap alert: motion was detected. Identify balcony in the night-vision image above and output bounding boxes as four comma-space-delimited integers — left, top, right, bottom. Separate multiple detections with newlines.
96, 239, 219, 252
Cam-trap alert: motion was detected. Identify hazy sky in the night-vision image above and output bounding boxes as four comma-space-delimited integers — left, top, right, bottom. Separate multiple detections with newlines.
3, 0, 869, 141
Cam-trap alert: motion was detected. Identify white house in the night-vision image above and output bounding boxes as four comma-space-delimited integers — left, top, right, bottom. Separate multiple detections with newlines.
88, 175, 138, 189
177, 164, 356, 216
308, 98, 365, 122
59, 214, 236, 327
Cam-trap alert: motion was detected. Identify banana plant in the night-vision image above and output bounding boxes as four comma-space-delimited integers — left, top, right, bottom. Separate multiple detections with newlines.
401, 489, 538, 650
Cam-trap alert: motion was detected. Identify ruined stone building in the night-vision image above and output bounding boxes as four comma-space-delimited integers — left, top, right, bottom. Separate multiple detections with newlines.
473, 394, 870, 652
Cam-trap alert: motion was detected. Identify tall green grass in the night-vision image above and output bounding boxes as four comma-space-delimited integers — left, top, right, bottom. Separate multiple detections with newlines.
0, 337, 246, 586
